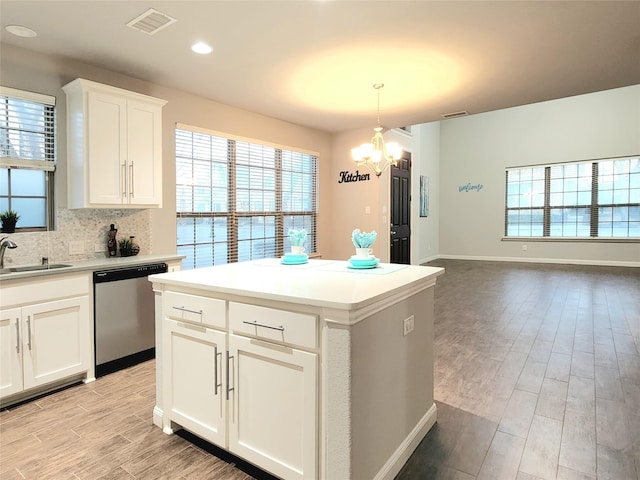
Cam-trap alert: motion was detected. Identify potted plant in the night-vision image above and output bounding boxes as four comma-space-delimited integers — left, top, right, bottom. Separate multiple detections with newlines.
0, 210, 20, 233
118, 236, 140, 257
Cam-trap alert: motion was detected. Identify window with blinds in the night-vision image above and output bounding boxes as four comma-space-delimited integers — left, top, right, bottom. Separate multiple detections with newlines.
0, 86, 56, 230
176, 126, 318, 269
505, 156, 640, 239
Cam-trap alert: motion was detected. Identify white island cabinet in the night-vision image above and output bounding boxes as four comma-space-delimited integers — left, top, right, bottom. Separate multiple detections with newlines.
150, 259, 444, 480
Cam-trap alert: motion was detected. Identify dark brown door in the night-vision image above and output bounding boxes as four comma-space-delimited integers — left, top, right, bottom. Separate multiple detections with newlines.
390, 151, 411, 264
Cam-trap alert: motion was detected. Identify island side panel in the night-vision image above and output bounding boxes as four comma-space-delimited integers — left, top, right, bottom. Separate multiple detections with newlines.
350, 287, 436, 480
151, 283, 165, 428
322, 322, 354, 480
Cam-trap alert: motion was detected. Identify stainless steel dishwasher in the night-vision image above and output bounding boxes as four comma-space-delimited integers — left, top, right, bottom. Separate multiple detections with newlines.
93, 263, 167, 376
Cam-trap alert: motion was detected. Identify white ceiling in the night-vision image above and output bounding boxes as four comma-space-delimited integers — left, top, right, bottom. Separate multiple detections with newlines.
1, 1, 639, 133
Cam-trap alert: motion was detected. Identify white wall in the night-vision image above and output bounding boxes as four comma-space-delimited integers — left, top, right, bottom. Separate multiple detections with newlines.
329, 128, 383, 260
413, 122, 440, 265
4, 42, 636, 267
439, 85, 640, 266
0, 43, 333, 262
330, 127, 423, 262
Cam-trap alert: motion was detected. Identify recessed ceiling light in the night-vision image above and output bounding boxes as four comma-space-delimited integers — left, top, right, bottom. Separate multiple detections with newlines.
5, 25, 37, 38
192, 42, 213, 55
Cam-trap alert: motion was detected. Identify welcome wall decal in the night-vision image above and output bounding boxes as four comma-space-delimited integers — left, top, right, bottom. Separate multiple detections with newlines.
338, 170, 371, 183
458, 182, 484, 193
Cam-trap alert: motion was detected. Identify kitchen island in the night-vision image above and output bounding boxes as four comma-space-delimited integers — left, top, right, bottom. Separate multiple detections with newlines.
149, 259, 444, 480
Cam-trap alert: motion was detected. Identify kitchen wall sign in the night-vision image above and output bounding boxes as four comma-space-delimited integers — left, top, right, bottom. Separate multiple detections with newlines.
338, 170, 371, 183
459, 182, 484, 193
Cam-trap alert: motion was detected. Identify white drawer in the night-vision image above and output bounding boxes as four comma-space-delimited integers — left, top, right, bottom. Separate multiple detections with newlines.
164, 291, 225, 329
229, 302, 316, 350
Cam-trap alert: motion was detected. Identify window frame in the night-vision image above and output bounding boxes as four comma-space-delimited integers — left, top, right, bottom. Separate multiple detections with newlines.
176, 124, 318, 269
0, 86, 56, 231
504, 156, 640, 242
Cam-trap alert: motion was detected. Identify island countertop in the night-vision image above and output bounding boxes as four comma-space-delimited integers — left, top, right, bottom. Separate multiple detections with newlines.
149, 258, 444, 311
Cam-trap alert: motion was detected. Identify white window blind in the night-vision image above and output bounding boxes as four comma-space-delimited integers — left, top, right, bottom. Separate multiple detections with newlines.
0, 86, 56, 171
176, 126, 318, 269
0, 86, 56, 230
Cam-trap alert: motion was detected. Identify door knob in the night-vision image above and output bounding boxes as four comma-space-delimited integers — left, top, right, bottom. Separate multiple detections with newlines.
391, 231, 397, 235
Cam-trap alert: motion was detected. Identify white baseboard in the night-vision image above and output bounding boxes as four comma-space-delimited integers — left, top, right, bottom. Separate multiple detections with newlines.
153, 405, 163, 428
373, 402, 438, 480
416, 254, 440, 265
430, 254, 640, 268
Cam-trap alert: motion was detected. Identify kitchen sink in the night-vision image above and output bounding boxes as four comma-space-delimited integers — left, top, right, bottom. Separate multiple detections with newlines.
0, 264, 72, 275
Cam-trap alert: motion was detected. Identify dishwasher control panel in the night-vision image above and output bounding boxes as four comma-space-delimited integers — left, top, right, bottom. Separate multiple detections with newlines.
93, 263, 168, 282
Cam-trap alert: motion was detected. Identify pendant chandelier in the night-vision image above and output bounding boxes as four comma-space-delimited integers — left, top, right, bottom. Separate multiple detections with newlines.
351, 83, 401, 177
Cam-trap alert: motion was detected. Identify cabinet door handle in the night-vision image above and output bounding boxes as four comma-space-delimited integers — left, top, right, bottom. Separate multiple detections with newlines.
172, 305, 203, 315
121, 163, 127, 198
15, 318, 20, 354
26, 315, 32, 351
214, 347, 222, 395
242, 320, 285, 332
226, 352, 234, 400
129, 162, 134, 197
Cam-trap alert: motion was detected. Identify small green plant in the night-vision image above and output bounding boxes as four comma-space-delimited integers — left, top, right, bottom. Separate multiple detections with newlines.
0, 209, 20, 233
118, 236, 140, 257
118, 237, 132, 249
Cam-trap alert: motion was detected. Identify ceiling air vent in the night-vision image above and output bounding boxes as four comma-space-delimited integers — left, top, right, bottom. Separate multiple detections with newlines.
441, 110, 469, 119
126, 8, 176, 35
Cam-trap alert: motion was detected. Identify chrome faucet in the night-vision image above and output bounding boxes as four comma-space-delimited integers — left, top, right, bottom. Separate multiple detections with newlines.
0, 237, 18, 268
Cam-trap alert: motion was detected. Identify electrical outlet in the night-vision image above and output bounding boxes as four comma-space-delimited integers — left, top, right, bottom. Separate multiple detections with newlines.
403, 315, 415, 336
522, 244, 528, 251
94, 243, 107, 253
68, 240, 84, 255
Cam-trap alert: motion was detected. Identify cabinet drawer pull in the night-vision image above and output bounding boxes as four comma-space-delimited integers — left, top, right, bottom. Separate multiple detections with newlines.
172, 305, 203, 315
242, 320, 285, 332
15, 318, 20, 354
121, 163, 127, 197
214, 347, 222, 395
129, 162, 134, 196
226, 352, 234, 400
26, 316, 32, 351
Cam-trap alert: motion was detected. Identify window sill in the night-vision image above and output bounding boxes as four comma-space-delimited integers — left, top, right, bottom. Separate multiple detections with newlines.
502, 237, 640, 243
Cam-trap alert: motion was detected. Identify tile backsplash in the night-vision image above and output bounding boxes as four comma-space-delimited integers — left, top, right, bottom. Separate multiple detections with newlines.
1, 208, 151, 267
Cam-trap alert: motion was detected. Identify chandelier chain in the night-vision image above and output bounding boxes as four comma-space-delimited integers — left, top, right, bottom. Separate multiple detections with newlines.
374, 83, 383, 127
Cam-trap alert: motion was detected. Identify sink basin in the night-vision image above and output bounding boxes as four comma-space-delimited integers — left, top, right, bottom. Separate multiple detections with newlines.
0, 264, 72, 275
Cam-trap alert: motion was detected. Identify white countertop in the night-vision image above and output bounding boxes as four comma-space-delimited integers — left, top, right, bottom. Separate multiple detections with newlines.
149, 258, 444, 310
0, 254, 184, 281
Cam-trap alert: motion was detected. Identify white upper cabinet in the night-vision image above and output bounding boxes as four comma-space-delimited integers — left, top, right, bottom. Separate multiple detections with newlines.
63, 78, 167, 208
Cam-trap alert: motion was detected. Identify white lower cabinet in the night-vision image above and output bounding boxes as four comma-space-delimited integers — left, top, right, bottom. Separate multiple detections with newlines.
228, 333, 317, 480
163, 297, 318, 479
0, 296, 90, 400
0, 308, 23, 398
165, 319, 226, 446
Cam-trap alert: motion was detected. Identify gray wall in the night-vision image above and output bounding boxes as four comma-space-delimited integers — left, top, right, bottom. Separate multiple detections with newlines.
438, 85, 640, 266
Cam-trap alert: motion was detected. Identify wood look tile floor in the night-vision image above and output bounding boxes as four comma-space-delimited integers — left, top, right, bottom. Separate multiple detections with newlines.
397, 259, 640, 480
1, 259, 639, 479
